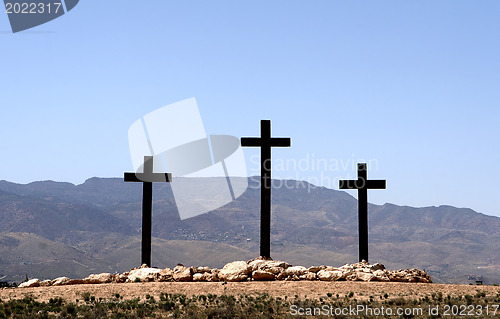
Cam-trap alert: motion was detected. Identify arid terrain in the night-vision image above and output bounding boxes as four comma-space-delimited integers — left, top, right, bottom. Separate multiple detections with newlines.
2, 281, 499, 303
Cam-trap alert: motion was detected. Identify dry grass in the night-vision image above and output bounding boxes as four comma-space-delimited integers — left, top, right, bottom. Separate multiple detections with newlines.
1, 282, 500, 318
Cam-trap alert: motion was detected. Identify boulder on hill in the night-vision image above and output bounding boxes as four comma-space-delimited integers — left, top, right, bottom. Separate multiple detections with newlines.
18, 279, 40, 288
16, 258, 431, 287
218, 261, 252, 282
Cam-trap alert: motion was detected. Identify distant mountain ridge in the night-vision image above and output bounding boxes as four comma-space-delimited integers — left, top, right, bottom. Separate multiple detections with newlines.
0, 177, 498, 284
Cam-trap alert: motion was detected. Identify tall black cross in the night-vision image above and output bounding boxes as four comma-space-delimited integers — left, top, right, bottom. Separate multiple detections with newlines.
124, 156, 172, 267
241, 120, 291, 258
339, 163, 386, 262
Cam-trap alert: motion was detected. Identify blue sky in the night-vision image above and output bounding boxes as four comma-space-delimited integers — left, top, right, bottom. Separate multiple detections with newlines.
1, 1, 499, 217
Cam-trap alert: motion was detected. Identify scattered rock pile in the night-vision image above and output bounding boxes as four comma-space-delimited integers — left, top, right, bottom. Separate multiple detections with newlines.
18, 258, 431, 288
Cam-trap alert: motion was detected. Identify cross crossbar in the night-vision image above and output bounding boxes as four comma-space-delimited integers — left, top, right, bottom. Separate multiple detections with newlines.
241, 137, 291, 147
339, 179, 386, 190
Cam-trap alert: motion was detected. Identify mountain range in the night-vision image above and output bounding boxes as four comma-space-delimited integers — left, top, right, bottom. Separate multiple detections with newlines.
0, 177, 498, 284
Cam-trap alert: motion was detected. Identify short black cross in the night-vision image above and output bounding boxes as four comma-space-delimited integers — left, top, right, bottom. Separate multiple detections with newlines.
124, 156, 172, 267
241, 120, 291, 258
339, 163, 386, 262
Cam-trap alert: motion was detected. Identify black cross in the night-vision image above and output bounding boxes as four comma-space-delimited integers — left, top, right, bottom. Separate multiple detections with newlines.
241, 120, 291, 258
339, 163, 386, 262
124, 156, 172, 267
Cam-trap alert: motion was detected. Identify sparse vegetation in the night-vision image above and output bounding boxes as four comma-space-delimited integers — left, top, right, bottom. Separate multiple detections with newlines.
1, 290, 499, 318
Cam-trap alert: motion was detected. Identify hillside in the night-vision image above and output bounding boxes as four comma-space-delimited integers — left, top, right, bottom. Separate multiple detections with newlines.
0, 177, 499, 284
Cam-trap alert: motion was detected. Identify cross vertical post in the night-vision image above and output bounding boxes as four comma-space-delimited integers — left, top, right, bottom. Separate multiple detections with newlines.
357, 164, 368, 263
261, 121, 272, 260
124, 156, 172, 267
339, 163, 386, 262
140, 158, 153, 267
241, 120, 291, 258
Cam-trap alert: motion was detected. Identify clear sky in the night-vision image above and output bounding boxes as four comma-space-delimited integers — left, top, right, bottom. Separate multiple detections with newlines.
1, 1, 499, 217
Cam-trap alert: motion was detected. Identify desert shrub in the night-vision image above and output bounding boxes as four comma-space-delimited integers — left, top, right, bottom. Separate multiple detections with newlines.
81, 292, 91, 302
475, 291, 486, 298
160, 300, 175, 311
436, 292, 443, 301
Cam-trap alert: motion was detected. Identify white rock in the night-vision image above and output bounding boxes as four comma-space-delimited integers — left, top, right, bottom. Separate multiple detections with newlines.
158, 268, 174, 281
248, 259, 290, 271
308, 266, 324, 273
115, 273, 128, 283
340, 269, 355, 279
317, 270, 342, 281
196, 266, 211, 273
84, 273, 113, 284
19, 279, 40, 288
372, 270, 390, 282
203, 272, 218, 282
173, 266, 193, 282
192, 273, 204, 281
219, 261, 251, 282
356, 272, 375, 282
284, 266, 308, 276
300, 272, 317, 281
324, 266, 338, 271
52, 277, 70, 286
127, 268, 162, 282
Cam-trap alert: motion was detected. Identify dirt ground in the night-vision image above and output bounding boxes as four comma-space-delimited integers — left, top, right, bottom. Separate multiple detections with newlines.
1, 282, 499, 303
